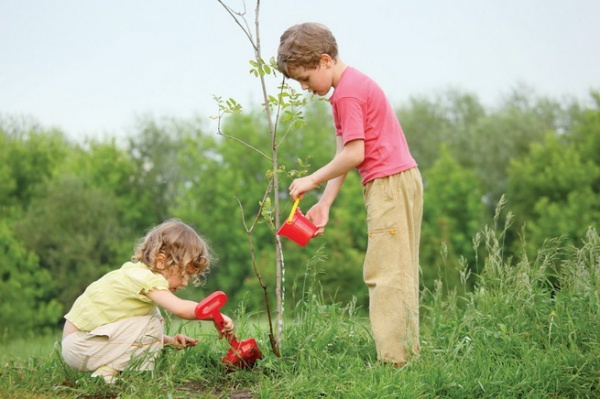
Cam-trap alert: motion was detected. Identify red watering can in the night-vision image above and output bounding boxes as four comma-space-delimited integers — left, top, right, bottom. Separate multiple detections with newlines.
277, 198, 317, 246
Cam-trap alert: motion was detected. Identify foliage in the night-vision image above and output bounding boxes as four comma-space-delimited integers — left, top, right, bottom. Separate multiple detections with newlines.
126, 117, 196, 228
0, 88, 598, 336
398, 86, 578, 212
63, 137, 149, 237
0, 220, 62, 338
14, 175, 123, 312
420, 228, 600, 398
570, 91, 600, 167
397, 89, 486, 172
172, 111, 274, 302
421, 145, 486, 290
507, 132, 600, 256
0, 119, 70, 218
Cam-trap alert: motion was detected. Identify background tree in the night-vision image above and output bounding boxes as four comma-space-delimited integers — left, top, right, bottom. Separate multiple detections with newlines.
126, 117, 192, 230
0, 220, 62, 338
14, 175, 122, 312
0, 118, 70, 218
1, 87, 598, 337
570, 91, 600, 175
397, 90, 485, 172
398, 86, 572, 213
507, 132, 600, 256
469, 88, 566, 211
420, 145, 486, 290
71, 138, 148, 234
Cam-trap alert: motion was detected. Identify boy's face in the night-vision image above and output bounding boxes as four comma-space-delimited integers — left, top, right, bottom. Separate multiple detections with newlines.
288, 55, 334, 97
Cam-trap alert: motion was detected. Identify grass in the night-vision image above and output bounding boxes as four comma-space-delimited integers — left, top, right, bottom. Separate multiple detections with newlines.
2, 221, 600, 398
0, 335, 59, 365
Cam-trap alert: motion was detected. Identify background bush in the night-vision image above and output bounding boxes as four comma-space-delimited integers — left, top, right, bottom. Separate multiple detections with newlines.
0, 88, 598, 338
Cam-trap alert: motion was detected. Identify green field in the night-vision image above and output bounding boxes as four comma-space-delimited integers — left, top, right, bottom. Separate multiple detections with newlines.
2, 227, 600, 398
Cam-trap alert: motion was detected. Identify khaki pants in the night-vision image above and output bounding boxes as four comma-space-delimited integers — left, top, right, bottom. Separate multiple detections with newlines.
61, 309, 164, 373
363, 167, 423, 365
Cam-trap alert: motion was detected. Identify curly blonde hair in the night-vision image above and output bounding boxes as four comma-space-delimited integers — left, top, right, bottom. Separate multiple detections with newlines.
132, 219, 214, 286
277, 22, 338, 79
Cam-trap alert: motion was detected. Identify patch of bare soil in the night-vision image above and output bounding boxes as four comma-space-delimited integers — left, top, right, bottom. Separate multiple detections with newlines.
179, 381, 254, 398
229, 390, 253, 399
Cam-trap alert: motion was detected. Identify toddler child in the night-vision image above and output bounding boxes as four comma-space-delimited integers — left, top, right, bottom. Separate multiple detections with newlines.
61, 219, 234, 383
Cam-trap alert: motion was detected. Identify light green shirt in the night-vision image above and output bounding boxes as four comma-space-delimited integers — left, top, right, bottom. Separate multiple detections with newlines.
65, 262, 169, 331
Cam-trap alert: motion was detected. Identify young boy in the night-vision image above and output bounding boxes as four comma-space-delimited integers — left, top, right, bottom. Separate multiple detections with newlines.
277, 22, 423, 367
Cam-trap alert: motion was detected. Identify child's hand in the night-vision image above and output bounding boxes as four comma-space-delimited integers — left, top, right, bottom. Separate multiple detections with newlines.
218, 314, 235, 340
306, 202, 330, 236
165, 333, 198, 349
289, 176, 318, 200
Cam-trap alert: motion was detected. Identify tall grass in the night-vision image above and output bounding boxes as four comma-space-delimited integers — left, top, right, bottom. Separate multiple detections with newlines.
2, 215, 599, 398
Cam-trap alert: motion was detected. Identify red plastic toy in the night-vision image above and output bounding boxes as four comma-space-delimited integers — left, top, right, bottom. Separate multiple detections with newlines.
195, 291, 262, 370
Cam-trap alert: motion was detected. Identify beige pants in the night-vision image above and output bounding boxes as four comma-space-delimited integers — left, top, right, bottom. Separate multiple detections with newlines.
363, 167, 423, 365
61, 309, 164, 373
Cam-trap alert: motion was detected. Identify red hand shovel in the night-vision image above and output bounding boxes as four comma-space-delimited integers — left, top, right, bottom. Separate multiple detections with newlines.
195, 291, 262, 370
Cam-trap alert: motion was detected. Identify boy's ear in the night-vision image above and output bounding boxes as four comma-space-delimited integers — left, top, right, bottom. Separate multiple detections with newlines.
320, 54, 334, 68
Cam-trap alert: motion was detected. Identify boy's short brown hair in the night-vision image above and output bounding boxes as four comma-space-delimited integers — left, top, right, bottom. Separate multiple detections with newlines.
277, 22, 338, 79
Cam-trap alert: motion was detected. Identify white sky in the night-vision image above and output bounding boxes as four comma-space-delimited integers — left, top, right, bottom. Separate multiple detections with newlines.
1, 0, 599, 141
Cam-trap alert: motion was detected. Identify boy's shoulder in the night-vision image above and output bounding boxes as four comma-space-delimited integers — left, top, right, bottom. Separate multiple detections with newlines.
342, 66, 366, 79
333, 66, 382, 101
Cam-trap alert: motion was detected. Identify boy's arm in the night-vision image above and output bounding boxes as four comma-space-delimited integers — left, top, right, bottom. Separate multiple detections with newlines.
289, 137, 364, 200
305, 174, 345, 235
291, 137, 363, 235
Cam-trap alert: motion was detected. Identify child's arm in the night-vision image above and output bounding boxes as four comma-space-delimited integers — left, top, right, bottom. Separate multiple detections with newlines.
146, 289, 235, 337
290, 137, 363, 235
289, 137, 363, 200
146, 289, 198, 319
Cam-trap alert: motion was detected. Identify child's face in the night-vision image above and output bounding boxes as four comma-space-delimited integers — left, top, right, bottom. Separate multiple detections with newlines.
289, 57, 334, 97
158, 259, 195, 292
164, 266, 192, 292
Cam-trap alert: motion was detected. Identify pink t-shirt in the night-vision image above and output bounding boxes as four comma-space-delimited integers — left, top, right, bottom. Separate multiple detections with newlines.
329, 67, 417, 185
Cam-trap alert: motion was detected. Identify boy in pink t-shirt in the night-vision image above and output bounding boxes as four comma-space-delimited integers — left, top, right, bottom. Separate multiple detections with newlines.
277, 22, 423, 367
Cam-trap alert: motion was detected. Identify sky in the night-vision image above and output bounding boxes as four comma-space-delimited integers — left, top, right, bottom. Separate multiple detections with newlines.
1, 0, 599, 141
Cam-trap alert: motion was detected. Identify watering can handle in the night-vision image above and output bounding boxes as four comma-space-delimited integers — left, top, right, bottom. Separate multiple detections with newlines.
195, 291, 227, 324
194, 291, 237, 344
286, 198, 301, 223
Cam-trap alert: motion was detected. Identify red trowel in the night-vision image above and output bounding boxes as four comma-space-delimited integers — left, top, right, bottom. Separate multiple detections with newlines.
195, 291, 262, 370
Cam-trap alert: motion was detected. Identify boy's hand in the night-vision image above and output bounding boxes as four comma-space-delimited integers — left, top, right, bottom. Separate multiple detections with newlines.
289, 176, 318, 200
306, 202, 330, 236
